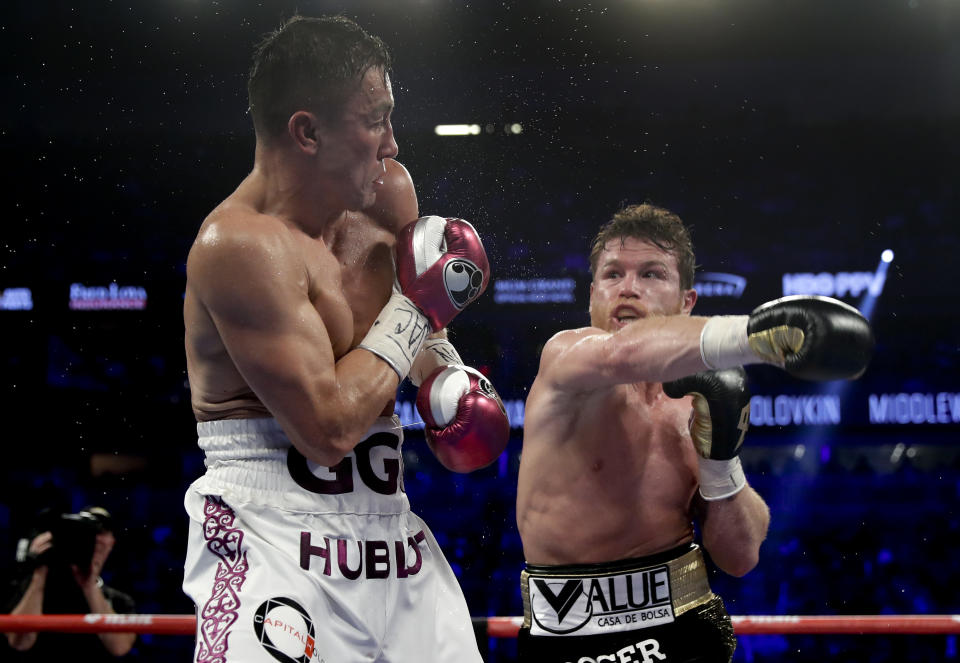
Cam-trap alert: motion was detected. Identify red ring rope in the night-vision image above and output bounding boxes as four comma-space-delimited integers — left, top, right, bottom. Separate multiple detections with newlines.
1, 614, 959, 636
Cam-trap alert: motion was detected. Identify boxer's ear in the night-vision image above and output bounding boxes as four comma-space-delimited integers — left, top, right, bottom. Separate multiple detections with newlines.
288, 111, 320, 154
682, 288, 697, 315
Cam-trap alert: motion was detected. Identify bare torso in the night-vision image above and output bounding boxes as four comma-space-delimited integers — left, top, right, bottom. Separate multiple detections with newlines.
184, 168, 403, 421
516, 376, 699, 565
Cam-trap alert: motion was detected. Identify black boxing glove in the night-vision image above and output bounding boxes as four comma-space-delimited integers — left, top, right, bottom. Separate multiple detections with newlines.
699, 295, 875, 381
663, 367, 751, 500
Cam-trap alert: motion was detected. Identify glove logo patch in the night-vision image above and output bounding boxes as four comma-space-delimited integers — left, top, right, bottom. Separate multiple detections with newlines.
477, 376, 508, 415
478, 377, 494, 396
444, 259, 484, 309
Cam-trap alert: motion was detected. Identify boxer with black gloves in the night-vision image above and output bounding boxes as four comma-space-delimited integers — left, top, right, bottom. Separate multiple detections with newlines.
516, 203, 874, 663
182, 16, 492, 663
700, 295, 874, 381
663, 368, 752, 502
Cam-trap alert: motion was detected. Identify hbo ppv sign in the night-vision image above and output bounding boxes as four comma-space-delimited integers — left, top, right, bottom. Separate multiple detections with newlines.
782, 271, 885, 298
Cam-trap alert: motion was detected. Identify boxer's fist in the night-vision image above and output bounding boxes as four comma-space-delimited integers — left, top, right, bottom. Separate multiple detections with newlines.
663, 368, 751, 461
396, 216, 490, 331
747, 295, 874, 381
416, 365, 509, 473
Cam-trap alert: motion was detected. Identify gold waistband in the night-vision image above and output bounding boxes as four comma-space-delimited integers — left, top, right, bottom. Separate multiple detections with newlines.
520, 544, 714, 630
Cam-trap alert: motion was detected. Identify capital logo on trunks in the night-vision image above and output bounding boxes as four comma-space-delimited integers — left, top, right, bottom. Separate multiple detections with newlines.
530, 566, 675, 636
253, 597, 319, 662
443, 258, 483, 309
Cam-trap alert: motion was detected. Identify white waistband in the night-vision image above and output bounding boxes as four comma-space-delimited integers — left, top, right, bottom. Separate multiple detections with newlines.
190, 416, 410, 515
196, 417, 292, 459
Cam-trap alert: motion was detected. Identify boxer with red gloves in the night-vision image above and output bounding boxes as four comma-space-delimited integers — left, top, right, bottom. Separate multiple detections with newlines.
359, 214, 490, 380
380, 216, 507, 472
396, 215, 490, 331
405, 334, 510, 473
416, 363, 510, 472
182, 16, 494, 662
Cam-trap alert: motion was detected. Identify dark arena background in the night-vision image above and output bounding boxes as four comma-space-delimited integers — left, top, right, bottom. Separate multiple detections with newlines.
2, 1, 959, 661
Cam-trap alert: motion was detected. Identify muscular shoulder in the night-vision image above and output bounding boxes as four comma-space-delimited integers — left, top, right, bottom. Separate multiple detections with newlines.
531, 325, 617, 398
187, 204, 301, 298
364, 158, 419, 232
539, 327, 607, 371
526, 327, 609, 422
193, 201, 294, 256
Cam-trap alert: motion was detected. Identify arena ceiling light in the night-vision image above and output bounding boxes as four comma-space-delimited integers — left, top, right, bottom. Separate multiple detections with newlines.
433, 123, 524, 136
434, 124, 481, 136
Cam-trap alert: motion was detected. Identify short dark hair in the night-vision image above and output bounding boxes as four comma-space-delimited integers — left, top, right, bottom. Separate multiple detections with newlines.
247, 15, 392, 139
588, 203, 696, 290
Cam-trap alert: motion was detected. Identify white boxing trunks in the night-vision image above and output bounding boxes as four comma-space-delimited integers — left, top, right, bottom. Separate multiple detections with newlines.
182, 416, 482, 663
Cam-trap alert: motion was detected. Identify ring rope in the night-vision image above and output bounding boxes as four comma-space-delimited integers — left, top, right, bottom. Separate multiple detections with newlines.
1, 614, 959, 636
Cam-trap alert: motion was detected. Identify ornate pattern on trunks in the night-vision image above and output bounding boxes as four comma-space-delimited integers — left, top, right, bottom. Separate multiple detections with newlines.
196, 496, 249, 663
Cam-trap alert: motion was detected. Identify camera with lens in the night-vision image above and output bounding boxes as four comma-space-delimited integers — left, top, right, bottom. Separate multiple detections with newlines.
28, 507, 112, 571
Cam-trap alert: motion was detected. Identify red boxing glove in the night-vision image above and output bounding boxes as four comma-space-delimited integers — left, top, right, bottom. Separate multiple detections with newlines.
416, 365, 510, 473
396, 216, 490, 331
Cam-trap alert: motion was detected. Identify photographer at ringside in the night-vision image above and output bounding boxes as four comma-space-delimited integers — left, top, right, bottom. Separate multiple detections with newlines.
2, 506, 136, 659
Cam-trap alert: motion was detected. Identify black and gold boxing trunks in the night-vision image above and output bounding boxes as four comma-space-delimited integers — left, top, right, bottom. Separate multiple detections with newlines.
518, 543, 736, 663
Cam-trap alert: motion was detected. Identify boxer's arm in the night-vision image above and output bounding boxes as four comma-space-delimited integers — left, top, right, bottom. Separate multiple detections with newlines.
538, 317, 710, 394
368, 159, 456, 383
695, 487, 770, 577
188, 217, 400, 466
542, 295, 873, 395
663, 368, 770, 577
409, 331, 462, 386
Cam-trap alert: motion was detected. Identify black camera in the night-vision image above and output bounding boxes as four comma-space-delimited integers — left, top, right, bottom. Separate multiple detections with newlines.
29, 507, 112, 571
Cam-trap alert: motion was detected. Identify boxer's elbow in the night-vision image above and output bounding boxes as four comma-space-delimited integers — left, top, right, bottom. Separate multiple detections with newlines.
706, 532, 765, 578
288, 412, 359, 467
291, 384, 375, 465
716, 549, 760, 578
300, 426, 355, 467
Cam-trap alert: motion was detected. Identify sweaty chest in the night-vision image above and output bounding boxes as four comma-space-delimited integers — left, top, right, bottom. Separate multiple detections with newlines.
311, 217, 396, 356
590, 385, 693, 457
